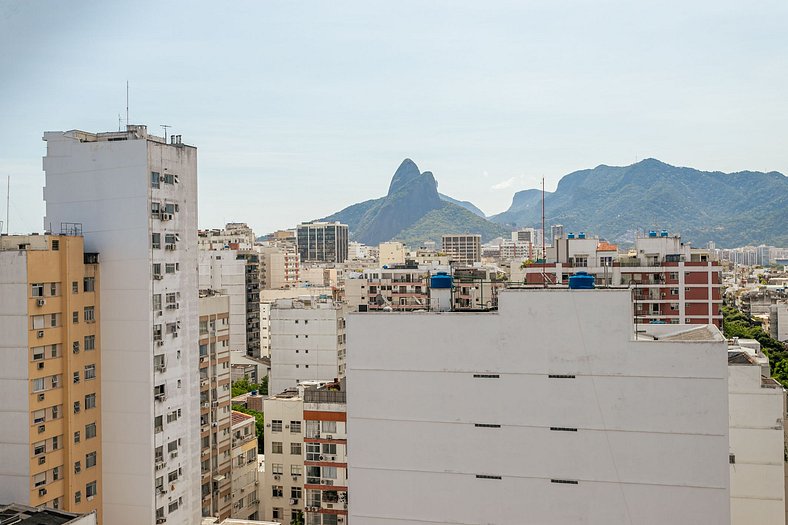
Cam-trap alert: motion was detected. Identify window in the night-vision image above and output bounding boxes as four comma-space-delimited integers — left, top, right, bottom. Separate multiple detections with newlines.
86, 452, 97, 468
50, 313, 58, 327
86, 481, 97, 498
152, 263, 162, 277
151, 233, 161, 249
321, 421, 337, 434
321, 443, 337, 455
50, 344, 59, 358
291, 442, 302, 455
153, 324, 162, 341
33, 441, 46, 455
74, 461, 81, 473
168, 501, 179, 513
72, 281, 78, 294
33, 472, 46, 487
85, 422, 97, 439
74, 431, 80, 444
271, 420, 283, 432
72, 311, 79, 324
84, 364, 96, 380
163, 173, 175, 185
322, 466, 337, 479
84, 306, 95, 323
73, 341, 80, 353
31, 283, 44, 297
166, 292, 176, 305
290, 420, 302, 433
291, 465, 302, 476
73, 401, 80, 413
165, 233, 177, 244
51, 435, 59, 450
83, 277, 95, 292
291, 486, 302, 499
168, 440, 177, 453
51, 405, 59, 419
75, 491, 81, 504
151, 201, 161, 218
306, 443, 320, 461
165, 263, 176, 274
151, 171, 160, 188
51, 240, 59, 251
272, 463, 283, 475
271, 442, 283, 454
85, 393, 96, 409
32, 378, 45, 392
272, 508, 282, 519
154, 416, 163, 433
33, 410, 45, 424
73, 371, 80, 384
32, 346, 45, 360
51, 374, 59, 388
84, 335, 95, 351
168, 469, 179, 483
272, 486, 283, 498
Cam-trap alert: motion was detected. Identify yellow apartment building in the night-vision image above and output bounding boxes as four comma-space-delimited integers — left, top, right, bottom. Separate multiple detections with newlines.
0, 234, 102, 523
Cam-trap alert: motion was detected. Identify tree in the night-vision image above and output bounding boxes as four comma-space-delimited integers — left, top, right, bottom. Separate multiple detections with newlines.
232, 404, 265, 453
290, 510, 304, 525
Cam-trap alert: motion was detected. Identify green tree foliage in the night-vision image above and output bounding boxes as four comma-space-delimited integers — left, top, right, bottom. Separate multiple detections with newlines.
290, 510, 304, 525
231, 377, 268, 398
232, 404, 265, 453
722, 305, 788, 386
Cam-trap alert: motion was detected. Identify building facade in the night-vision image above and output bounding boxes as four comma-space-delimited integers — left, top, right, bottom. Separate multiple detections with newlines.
230, 411, 260, 520
198, 293, 233, 520
441, 234, 481, 265
347, 288, 731, 524
269, 298, 346, 395
0, 235, 102, 521
296, 223, 348, 264
43, 126, 200, 525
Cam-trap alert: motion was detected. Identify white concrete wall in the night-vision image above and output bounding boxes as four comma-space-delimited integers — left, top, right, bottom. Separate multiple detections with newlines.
269, 303, 344, 396
0, 251, 31, 504
262, 396, 304, 524
43, 129, 200, 525
347, 289, 730, 525
728, 363, 786, 525
199, 250, 247, 354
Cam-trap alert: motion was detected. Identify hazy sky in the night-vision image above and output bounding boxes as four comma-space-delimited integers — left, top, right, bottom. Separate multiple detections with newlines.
1, 1, 786, 235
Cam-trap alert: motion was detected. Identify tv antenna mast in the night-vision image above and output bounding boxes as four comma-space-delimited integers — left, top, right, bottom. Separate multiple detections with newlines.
161, 125, 171, 142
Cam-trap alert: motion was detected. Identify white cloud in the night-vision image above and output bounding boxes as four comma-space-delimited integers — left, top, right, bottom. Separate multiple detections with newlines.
490, 176, 520, 191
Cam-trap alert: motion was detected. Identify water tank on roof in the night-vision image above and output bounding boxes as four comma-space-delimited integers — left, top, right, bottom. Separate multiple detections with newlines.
660, 230, 668, 237
568, 271, 595, 289
578, 232, 586, 239
567, 233, 575, 239
430, 272, 453, 289
648, 230, 657, 238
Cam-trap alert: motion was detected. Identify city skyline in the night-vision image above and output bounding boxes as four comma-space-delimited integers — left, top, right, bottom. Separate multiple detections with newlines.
2, 1, 788, 236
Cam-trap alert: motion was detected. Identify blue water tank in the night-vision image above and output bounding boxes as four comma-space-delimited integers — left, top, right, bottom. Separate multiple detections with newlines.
648, 230, 657, 238
568, 271, 595, 289
430, 272, 453, 289
578, 232, 586, 239
567, 233, 575, 239
660, 230, 668, 237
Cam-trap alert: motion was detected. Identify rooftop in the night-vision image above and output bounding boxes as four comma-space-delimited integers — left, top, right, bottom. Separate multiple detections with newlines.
0, 504, 92, 525
231, 411, 255, 426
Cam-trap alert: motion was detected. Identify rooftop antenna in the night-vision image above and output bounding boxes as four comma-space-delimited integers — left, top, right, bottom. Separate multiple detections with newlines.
161, 125, 171, 143
125, 80, 129, 128
118, 114, 123, 132
6, 175, 10, 235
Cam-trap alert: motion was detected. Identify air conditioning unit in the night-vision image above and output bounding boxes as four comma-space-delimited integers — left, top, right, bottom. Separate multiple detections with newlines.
212, 422, 218, 427
155, 460, 165, 470
37, 330, 44, 338
157, 341, 164, 347
37, 393, 45, 402
87, 495, 94, 502
155, 393, 166, 401
156, 518, 166, 524
37, 362, 45, 370
290, 498, 298, 505
38, 424, 45, 433
292, 476, 298, 481
36, 298, 45, 307
165, 244, 176, 251
273, 475, 280, 480
319, 455, 325, 461
154, 274, 163, 280
344, 503, 348, 509
172, 332, 179, 338
170, 451, 178, 459
326, 434, 333, 439
38, 456, 46, 465
38, 488, 47, 496
161, 213, 173, 221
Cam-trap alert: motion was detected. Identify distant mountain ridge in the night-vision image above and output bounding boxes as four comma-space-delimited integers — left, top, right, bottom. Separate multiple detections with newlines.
321, 159, 508, 246
490, 158, 788, 247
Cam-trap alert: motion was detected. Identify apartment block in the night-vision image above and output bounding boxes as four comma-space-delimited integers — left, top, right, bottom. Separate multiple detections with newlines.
262, 390, 305, 524
43, 126, 200, 525
269, 298, 346, 395
441, 234, 481, 265
344, 267, 431, 312
230, 412, 260, 520
198, 292, 233, 520
347, 288, 730, 524
378, 242, 406, 267
258, 244, 301, 290
727, 343, 786, 525
0, 235, 102, 521
516, 231, 722, 327
296, 222, 348, 264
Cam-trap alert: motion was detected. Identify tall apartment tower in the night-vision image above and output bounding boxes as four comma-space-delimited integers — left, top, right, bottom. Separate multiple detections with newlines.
296, 222, 348, 264
0, 235, 102, 522
347, 289, 731, 524
441, 234, 481, 265
43, 126, 200, 525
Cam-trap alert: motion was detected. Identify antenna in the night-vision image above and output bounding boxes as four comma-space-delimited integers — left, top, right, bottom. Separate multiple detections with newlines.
6, 175, 9, 235
161, 125, 171, 142
126, 80, 129, 128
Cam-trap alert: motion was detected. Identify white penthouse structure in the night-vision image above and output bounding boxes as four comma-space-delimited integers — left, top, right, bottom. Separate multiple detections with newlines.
347, 288, 731, 524
43, 126, 200, 525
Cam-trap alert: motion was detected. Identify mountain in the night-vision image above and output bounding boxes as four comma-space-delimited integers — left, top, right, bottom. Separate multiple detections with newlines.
321, 159, 508, 246
490, 158, 788, 247
438, 193, 486, 217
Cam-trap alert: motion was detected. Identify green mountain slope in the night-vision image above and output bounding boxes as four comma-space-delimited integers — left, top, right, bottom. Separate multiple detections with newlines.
490, 158, 788, 246
392, 202, 509, 246
438, 193, 486, 217
321, 159, 508, 246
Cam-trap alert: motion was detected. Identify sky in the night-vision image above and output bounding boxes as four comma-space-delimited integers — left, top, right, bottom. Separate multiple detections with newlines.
1, 0, 787, 235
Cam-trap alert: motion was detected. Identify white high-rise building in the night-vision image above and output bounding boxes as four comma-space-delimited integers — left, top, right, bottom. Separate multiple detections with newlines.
43, 126, 200, 525
347, 288, 731, 524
